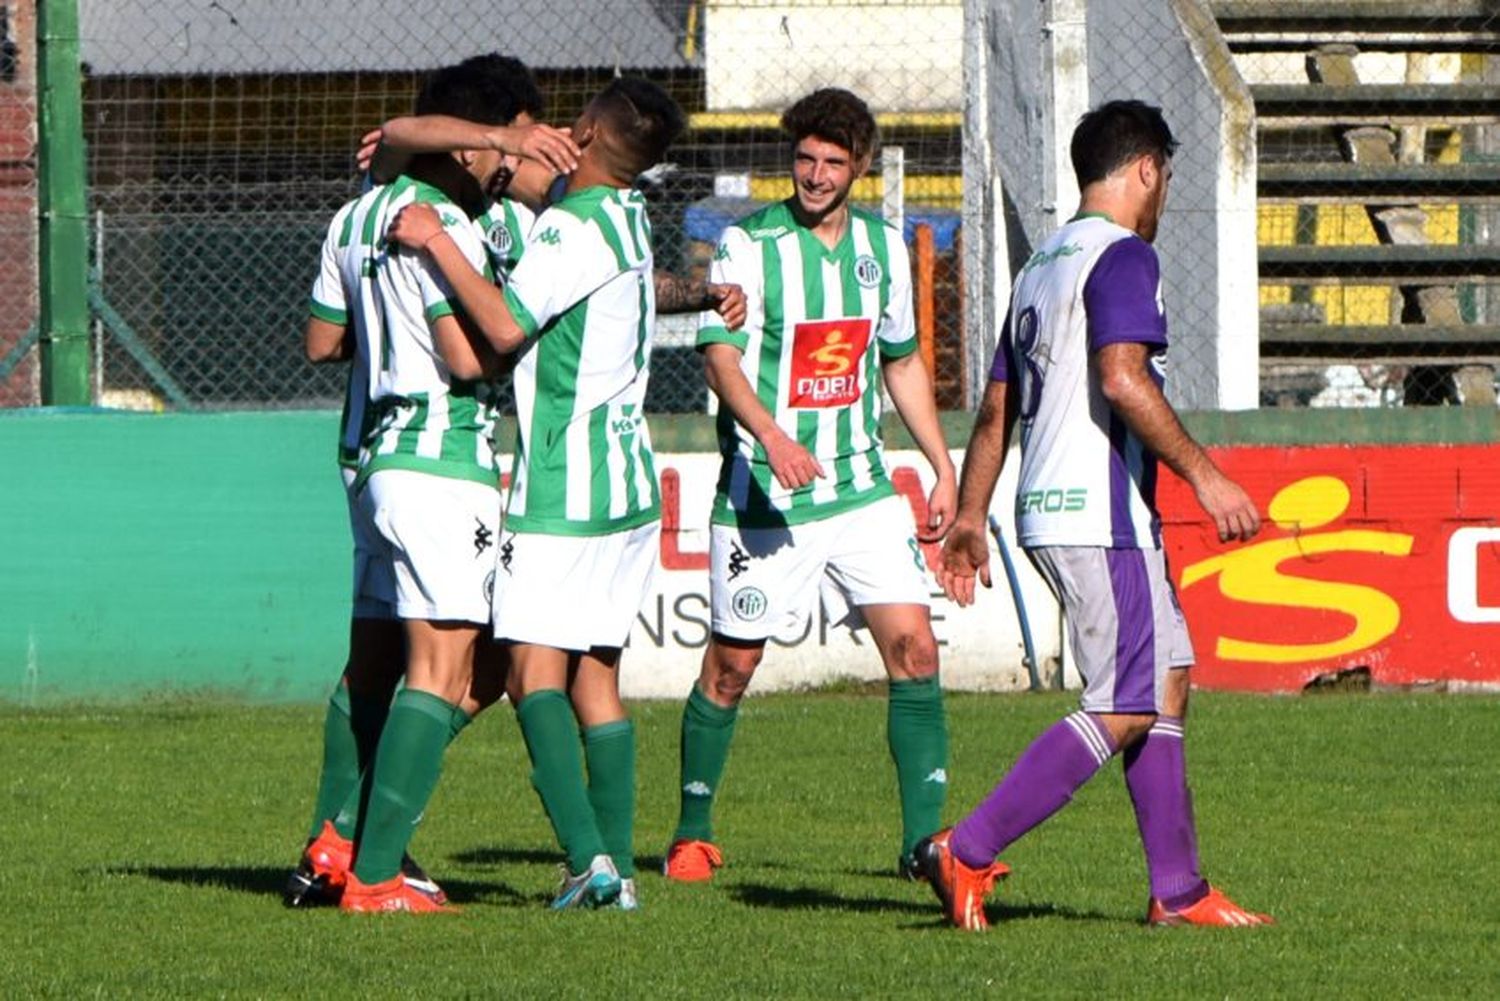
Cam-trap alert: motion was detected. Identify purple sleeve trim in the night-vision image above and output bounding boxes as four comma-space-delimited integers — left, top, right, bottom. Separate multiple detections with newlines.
989, 307, 1012, 382
1084, 238, 1168, 352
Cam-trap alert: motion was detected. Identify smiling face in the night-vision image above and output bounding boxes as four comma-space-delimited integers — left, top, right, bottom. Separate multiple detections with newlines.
791, 135, 866, 222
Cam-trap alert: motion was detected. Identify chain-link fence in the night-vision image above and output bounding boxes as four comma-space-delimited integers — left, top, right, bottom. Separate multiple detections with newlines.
3, 0, 966, 412
0, 1, 34, 408
3, 2, 1497, 412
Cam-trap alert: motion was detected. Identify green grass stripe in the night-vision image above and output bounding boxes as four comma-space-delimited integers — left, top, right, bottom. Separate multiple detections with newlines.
1, 691, 1496, 995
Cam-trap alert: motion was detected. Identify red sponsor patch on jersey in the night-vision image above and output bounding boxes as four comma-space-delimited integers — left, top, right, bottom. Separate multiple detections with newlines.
787, 318, 871, 409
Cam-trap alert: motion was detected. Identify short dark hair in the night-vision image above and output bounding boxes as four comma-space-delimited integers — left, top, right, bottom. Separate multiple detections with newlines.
1070, 99, 1178, 188
415, 53, 542, 126
781, 88, 877, 162
588, 77, 685, 177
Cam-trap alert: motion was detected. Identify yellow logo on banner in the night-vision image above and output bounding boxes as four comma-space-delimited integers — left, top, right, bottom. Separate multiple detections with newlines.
1179, 476, 1414, 663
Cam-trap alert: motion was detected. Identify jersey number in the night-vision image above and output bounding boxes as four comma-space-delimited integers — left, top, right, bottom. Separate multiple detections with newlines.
1014, 306, 1045, 424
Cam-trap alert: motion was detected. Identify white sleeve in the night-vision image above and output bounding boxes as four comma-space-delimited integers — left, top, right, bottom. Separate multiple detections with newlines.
307, 207, 349, 324
501, 209, 620, 337
876, 226, 916, 356
694, 226, 760, 354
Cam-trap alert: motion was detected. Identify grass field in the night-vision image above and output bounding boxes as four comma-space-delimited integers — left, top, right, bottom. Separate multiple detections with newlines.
2, 689, 1497, 998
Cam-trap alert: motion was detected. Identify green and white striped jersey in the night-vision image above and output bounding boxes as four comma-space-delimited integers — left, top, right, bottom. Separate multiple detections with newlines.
697, 200, 917, 527
477, 197, 535, 285
500, 185, 659, 537
308, 175, 501, 488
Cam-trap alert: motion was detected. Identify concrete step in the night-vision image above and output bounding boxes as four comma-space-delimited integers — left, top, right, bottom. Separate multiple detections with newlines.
1214, 0, 1498, 51
1258, 162, 1500, 203
1259, 244, 1500, 283
1261, 323, 1500, 364
1252, 84, 1500, 126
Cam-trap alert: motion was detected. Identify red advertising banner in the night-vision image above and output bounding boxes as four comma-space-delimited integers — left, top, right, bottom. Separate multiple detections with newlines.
1160, 445, 1500, 692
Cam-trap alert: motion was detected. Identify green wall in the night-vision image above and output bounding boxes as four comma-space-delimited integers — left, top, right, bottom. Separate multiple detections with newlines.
3, 406, 1496, 703
1, 410, 349, 702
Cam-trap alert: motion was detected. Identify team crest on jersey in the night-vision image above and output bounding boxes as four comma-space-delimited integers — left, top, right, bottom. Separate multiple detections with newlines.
486, 221, 514, 258
853, 255, 883, 288
731, 586, 767, 621
788, 318, 871, 409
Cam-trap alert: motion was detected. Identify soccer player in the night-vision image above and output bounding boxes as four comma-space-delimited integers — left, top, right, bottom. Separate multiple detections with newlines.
922, 99, 1272, 931
662, 88, 956, 884
286, 54, 572, 910
386, 77, 687, 910
295, 59, 523, 914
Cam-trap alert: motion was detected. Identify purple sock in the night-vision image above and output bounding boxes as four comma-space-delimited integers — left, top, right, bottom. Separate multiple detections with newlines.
950, 712, 1116, 868
1123, 715, 1208, 909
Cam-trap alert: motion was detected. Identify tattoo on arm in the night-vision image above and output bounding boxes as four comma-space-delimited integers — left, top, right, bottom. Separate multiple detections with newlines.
653, 270, 710, 315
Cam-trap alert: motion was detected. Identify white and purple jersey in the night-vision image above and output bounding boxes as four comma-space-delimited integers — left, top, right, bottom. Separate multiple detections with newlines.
991, 214, 1168, 549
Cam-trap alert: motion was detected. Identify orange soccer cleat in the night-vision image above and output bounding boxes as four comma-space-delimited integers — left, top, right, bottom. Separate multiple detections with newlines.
1148, 885, 1274, 927
282, 822, 355, 907
339, 872, 458, 914
663, 838, 724, 882
915, 828, 1011, 932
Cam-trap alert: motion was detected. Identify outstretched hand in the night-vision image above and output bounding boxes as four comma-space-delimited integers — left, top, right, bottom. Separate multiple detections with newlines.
937, 521, 992, 607
387, 203, 445, 252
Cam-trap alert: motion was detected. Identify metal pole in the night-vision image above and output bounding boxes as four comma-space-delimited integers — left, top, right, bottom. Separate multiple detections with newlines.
37, 0, 90, 406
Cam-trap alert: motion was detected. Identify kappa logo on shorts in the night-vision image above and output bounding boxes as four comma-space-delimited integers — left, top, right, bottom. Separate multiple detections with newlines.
500, 532, 515, 575
473, 519, 493, 558
727, 540, 751, 581
853, 254, 883, 288
731, 586, 768, 621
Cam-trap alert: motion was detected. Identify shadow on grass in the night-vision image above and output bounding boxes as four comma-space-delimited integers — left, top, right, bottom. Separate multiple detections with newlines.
455, 845, 665, 876
731, 880, 1115, 927
105, 865, 530, 907
728, 881, 932, 916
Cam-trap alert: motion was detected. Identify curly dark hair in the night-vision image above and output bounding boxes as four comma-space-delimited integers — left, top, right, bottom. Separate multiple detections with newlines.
780, 88, 877, 162
415, 52, 542, 126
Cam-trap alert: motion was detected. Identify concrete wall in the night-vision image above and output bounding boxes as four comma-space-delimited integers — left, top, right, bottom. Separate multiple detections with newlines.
983, 0, 1258, 409
5, 409, 1497, 703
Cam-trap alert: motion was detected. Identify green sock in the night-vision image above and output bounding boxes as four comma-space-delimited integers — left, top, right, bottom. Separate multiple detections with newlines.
584, 719, 636, 878
307, 683, 389, 841
332, 694, 473, 841
673, 685, 739, 843
351, 688, 455, 884
516, 690, 606, 874
887, 675, 949, 858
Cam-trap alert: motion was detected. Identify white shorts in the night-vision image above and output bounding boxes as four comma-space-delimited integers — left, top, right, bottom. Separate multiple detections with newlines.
357, 468, 501, 625
342, 466, 396, 621
1027, 545, 1194, 715
710, 494, 931, 640
491, 521, 660, 651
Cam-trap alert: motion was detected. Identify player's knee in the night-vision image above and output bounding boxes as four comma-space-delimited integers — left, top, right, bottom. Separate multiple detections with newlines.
885, 631, 939, 681
705, 638, 763, 703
